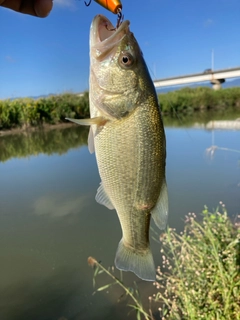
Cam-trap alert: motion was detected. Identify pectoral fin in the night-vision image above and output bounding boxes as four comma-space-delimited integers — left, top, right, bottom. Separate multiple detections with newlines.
66, 117, 107, 126
66, 117, 108, 154
151, 179, 168, 230
88, 126, 95, 154
95, 182, 115, 210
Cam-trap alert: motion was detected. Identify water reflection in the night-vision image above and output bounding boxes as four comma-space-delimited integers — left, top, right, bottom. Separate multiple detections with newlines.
163, 107, 240, 127
0, 125, 88, 162
0, 109, 239, 163
0, 110, 240, 320
206, 119, 240, 130
0, 268, 86, 320
34, 194, 88, 218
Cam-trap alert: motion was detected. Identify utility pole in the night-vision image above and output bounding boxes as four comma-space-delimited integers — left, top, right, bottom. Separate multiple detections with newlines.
211, 49, 214, 71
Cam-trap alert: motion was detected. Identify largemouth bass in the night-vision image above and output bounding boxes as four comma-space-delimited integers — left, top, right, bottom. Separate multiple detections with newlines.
67, 15, 168, 281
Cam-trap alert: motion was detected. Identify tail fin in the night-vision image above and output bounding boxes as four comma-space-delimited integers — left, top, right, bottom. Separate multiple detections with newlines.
114, 239, 156, 281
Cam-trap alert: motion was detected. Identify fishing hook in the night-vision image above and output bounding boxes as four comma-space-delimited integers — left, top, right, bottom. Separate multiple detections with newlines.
84, 0, 91, 6
116, 7, 123, 28
84, 0, 123, 30
105, 8, 123, 31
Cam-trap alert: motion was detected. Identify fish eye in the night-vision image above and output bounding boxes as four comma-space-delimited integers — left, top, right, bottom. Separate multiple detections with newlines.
118, 52, 134, 68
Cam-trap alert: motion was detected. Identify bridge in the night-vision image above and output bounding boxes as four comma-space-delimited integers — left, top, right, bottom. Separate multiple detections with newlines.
153, 67, 240, 90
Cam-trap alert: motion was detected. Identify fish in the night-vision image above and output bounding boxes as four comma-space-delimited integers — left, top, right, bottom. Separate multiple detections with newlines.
67, 14, 168, 281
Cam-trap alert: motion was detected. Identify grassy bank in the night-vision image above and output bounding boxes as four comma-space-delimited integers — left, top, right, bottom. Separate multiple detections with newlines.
89, 205, 240, 320
159, 86, 240, 114
0, 87, 240, 130
0, 92, 89, 130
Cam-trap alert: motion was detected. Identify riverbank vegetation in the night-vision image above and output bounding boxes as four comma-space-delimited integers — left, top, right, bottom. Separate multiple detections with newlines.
159, 86, 240, 114
0, 87, 240, 130
89, 205, 240, 320
0, 92, 90, 130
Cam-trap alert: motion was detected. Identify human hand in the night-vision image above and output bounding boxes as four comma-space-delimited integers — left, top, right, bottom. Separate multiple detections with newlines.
0, 0, 53, 17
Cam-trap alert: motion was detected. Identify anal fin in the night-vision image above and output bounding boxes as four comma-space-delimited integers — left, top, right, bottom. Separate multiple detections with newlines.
151, 179, 168, 230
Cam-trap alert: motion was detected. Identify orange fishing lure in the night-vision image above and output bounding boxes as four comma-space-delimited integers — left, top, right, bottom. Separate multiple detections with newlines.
85, 0, 122, 14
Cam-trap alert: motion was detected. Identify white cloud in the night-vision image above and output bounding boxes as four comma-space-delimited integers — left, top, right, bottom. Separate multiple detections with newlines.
34, 194, 88, 217
5, 55, 15, 63
54, 0, 77, 9
204, 19, 214, 27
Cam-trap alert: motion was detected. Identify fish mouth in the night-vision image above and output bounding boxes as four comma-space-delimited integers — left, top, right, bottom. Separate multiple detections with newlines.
90, 15, 130, 58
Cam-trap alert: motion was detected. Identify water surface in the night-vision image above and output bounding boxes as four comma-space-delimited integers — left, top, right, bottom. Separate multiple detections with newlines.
0, 111, 240, 320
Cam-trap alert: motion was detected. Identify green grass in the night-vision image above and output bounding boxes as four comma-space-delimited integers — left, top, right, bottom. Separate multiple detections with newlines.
88, 204, 240, 320
1, 87, 240, 130
159, 86, 240, 114
0, 92, 89, 130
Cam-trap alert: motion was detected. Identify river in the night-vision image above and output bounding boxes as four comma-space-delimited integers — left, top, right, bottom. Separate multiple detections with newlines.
0, 109, 239, 320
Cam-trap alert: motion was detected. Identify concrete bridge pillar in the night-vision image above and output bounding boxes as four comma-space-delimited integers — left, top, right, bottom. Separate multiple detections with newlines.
210, 78, 225, 90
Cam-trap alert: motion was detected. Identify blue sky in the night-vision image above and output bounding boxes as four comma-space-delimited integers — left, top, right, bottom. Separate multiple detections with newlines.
0, 0, 240, 99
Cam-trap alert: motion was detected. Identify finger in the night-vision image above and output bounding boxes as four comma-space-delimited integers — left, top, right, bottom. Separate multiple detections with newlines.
34, 0, 53, 17
0, 0, 53, 17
